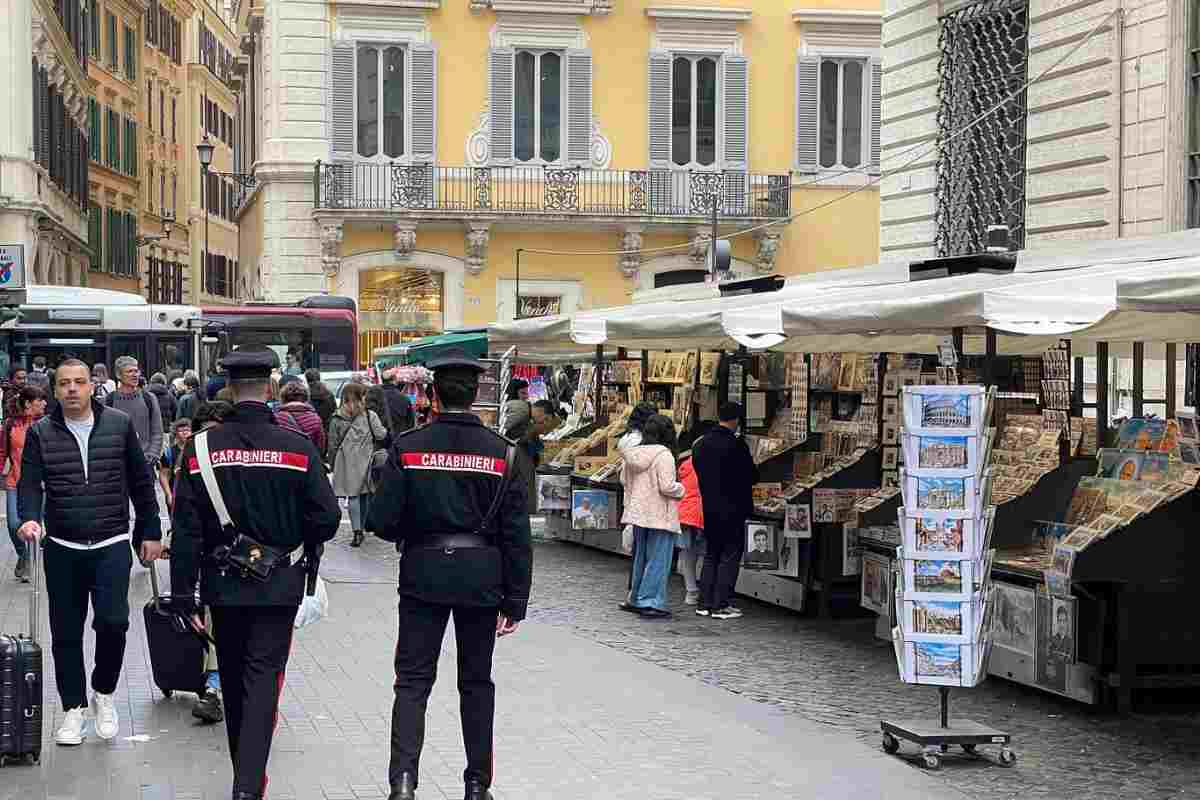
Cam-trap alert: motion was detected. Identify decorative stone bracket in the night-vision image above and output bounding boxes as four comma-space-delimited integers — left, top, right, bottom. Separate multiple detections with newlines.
394, 221, 418, 260
619, 226, 643, 279
465, 223, 490, 274
755, 231, 781, 273
689, 227, 712, 264
320, 222, 344, 278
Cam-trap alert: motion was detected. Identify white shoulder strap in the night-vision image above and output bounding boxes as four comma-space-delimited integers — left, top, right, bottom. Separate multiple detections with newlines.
194, 430, 234, 528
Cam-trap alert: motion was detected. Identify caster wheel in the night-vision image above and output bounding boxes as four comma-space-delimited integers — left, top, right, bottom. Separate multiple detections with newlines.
923, 753, 941, 770
999, 748, 1017, 767
0, 754, 8, 768
29, 753, 40, 765
161, 688, 173, 699
940, 744, 949, 753
961, 744, 977, 754
882, 733, 900, 755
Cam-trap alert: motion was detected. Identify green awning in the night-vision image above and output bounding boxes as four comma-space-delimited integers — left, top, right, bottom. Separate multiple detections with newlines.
372, 330, 489, 367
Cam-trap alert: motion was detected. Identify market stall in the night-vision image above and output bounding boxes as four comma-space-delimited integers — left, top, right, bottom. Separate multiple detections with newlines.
490, 230, 1200, 709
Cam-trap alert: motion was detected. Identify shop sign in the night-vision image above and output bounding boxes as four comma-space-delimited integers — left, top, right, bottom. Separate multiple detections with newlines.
519, 295, 561, 318
0, 245, 26, 291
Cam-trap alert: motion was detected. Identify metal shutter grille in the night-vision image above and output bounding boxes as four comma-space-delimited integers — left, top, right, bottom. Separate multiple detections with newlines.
566, 49, 592, 165
409, 44, 437, 162
869, 57, 882, 173
488, 47, 515, 165
796, 56, 820, 173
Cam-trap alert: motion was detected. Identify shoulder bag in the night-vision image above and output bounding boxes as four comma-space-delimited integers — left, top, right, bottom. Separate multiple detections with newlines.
194, 430, 288, 582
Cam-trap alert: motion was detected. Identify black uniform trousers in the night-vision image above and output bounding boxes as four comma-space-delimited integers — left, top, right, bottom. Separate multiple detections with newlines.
698, 518, 745, 612
390, 595, 499, 789
211, 606, 296, 797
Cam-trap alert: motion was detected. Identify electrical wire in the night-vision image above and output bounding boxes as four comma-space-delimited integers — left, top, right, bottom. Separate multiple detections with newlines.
517, 6, 1120, 258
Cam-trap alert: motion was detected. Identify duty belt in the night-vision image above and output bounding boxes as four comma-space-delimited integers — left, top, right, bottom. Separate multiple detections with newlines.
418, 533, 493, 551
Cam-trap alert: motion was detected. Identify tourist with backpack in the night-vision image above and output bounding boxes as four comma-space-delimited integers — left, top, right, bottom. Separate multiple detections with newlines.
106, 356, 163, 467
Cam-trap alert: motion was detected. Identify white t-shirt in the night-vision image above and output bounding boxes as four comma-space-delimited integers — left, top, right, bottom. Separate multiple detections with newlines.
64, 413, 95, 479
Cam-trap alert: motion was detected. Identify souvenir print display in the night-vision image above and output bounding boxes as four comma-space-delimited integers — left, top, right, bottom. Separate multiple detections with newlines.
571, 489, 616, 530
743, 522, 780, 571
535, 474, 571, 511
698, 352, 721, 386
784, 503, 812, 539
1035, 591, 1068, 693
842, 526, 862, 576
861, 552, 892, 615
892, 384, 997, 688
1040, 342, 1072, 436
774, 536, 802, 578
991, 582, 1036, 656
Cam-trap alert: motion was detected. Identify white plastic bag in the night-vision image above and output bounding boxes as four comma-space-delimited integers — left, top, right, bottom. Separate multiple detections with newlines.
294, 576, 329, 629
621, 524, 634, 554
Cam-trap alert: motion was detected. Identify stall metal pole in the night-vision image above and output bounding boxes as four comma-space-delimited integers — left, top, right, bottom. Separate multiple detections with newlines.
984, 328, 997, 386
514, 249, 523, 319
595, 344, 604, 424
1166, 343, 1177, 418
1073, 356, 1085, 418
1132, 341, 1144, 418
939, 687, 950, 729
1097, 342, 1110, 447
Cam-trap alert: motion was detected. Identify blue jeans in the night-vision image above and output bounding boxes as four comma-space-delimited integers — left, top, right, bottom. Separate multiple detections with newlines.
5, 489, 25, 561
630, 526, 675, 612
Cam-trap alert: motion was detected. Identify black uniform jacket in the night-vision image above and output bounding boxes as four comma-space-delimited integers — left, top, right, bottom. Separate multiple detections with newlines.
370, 412, 533, 621
19, 399, 161, 547
170, 402, 340, 610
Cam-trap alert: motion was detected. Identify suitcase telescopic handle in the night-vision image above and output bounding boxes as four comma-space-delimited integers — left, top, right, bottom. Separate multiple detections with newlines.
149, 559, 163, 613
27, 538, 40, 643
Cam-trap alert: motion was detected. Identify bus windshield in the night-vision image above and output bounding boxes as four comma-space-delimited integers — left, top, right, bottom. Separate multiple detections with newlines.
201, 296, 358, 380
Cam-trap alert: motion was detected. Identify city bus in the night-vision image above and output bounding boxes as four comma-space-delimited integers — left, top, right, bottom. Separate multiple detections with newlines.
0, 286, 201, 378
201, 295, 359, 375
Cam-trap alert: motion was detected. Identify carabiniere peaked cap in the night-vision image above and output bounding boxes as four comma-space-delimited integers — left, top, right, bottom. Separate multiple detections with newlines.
219, 346, 280, 380
425, 346, 488, 373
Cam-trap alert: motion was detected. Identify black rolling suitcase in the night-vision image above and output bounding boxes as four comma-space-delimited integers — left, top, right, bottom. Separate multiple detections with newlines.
0, 542, 43, 766
144, 562, 208, 699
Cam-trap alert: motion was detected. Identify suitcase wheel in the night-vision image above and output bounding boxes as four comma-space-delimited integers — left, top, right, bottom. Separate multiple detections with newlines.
161, 688, 173, 699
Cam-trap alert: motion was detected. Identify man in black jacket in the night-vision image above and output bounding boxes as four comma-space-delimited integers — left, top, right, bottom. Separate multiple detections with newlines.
171, 349, 340, 800
17, 359, 162, 746
381, 369, 415, 433
370, 347, 533, 800
691, 401, 759, 620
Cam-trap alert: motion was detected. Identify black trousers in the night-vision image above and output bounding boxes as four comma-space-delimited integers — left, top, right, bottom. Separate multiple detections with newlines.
210, 605, 295, 797
698, 522, 744, 612
390, 595, 498, 790
43, 538, 132, 711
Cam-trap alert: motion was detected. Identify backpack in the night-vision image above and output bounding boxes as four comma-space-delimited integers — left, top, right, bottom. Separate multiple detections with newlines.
106, 388, 156, 419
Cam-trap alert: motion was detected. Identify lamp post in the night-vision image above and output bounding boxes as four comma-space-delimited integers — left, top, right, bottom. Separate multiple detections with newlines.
196, 135, 214, 294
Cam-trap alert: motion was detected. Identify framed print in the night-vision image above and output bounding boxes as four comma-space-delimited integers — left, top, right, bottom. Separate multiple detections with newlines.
883, 423, 899, 445
535, 474, 571, 511
882, 469, 899, 489
842, 526, 862, 576
837, 354, 858, 392
784, 503, 812, 539
1047, 595, 1077, 663
1035, 591, 1068, 693
774, 536, 802, 578
699, 352, 721, 386
882, 447, 899, 471
571, 489, 616, 530
813, 489, 837, 523
883, 373, 899, 396
883, 397, 899, 420
861, 552, 892, 615
743, 522, 780, 571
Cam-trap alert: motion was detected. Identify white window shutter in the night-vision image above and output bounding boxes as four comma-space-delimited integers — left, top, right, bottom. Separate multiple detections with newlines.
330, 43, 355, 160
647, 50, 672, 169
489, 47, 515, 166
722, 55, 749, 213
565, 49, 593, 166
410, 43, 437, 163
869, 56, 882, 174
796, 55, 820, 174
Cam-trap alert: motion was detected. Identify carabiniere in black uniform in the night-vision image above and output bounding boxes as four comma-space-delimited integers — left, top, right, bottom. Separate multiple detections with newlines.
369, 347, 533, 800
171, 348, 340, 800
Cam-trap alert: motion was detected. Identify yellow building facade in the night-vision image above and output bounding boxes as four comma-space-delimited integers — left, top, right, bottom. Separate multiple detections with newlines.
236, 0, 882, 364
85, 0, 145, 293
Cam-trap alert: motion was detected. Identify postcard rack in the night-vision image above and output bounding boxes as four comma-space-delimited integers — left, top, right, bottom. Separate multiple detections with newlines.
880, 687, 1015, 770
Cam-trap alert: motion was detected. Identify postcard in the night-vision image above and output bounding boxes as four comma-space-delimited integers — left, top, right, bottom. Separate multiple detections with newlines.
883, 447, 899, 471
883, 424, 899, 445
992, 582, 1036, 655
571, 489, 616, 530
914, 641, 962, 683
920, 393, 971, 428
785, 503, 813, 539
913, 516, 965, 553
1096, 449, 1142, 480
883, 374, 899, 396
915, 476, 967, 510
913, 559, 963, 594
861, 552, 891, 615
1044, 570, 1072, 598
1060, 527, 1099, 551
1050, 544, 1076, 577
912, 599, 964, 636
918, 435, 969, 469
882, 470, 899, 489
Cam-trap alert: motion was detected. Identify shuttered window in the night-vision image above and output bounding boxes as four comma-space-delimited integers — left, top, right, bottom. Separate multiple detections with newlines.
124, 25, 136, 80
797, 55, 881, 176
88, 98, 100, 161
488, 46, 590, 166
88, 204, 102, 271
332, 41, 436, 164
648, 52, 748, 176
106, 13, 117, 70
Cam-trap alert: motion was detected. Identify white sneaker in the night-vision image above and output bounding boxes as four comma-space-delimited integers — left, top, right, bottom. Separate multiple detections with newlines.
91, 692, 119, 740
684, 590, 700, 606
55, 707, 87, 746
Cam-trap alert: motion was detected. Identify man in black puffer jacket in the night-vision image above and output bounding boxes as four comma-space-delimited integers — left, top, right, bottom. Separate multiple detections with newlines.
17, 359, 162, 747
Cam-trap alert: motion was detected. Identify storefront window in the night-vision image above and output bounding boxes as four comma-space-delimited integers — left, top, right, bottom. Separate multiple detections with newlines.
358, 267, 444, 366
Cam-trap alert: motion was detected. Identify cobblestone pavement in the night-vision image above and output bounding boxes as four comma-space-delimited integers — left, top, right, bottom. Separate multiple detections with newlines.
0, 520, 959, 800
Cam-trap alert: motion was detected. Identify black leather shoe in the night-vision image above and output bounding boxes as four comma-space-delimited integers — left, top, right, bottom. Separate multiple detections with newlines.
232, 792, 262, 800
464, 778, 493, 800
389, 772, 417, 800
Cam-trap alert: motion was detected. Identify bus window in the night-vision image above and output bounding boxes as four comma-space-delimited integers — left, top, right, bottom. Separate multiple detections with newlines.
153, 336, 192, 377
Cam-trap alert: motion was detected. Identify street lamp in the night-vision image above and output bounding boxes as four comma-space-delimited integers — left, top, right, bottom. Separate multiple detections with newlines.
197, 136, 214, 293
134, 212, 175, 248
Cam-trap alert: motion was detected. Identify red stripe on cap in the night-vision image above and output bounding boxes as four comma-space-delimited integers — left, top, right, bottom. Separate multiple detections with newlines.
401, 451, 506, 476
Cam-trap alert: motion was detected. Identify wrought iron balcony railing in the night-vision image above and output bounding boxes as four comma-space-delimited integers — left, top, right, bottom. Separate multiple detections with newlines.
313, 162, 792, 220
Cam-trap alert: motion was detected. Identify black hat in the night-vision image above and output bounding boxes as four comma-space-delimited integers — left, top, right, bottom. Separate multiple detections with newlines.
219, 346, 280, 380
426, 347, 487, 373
